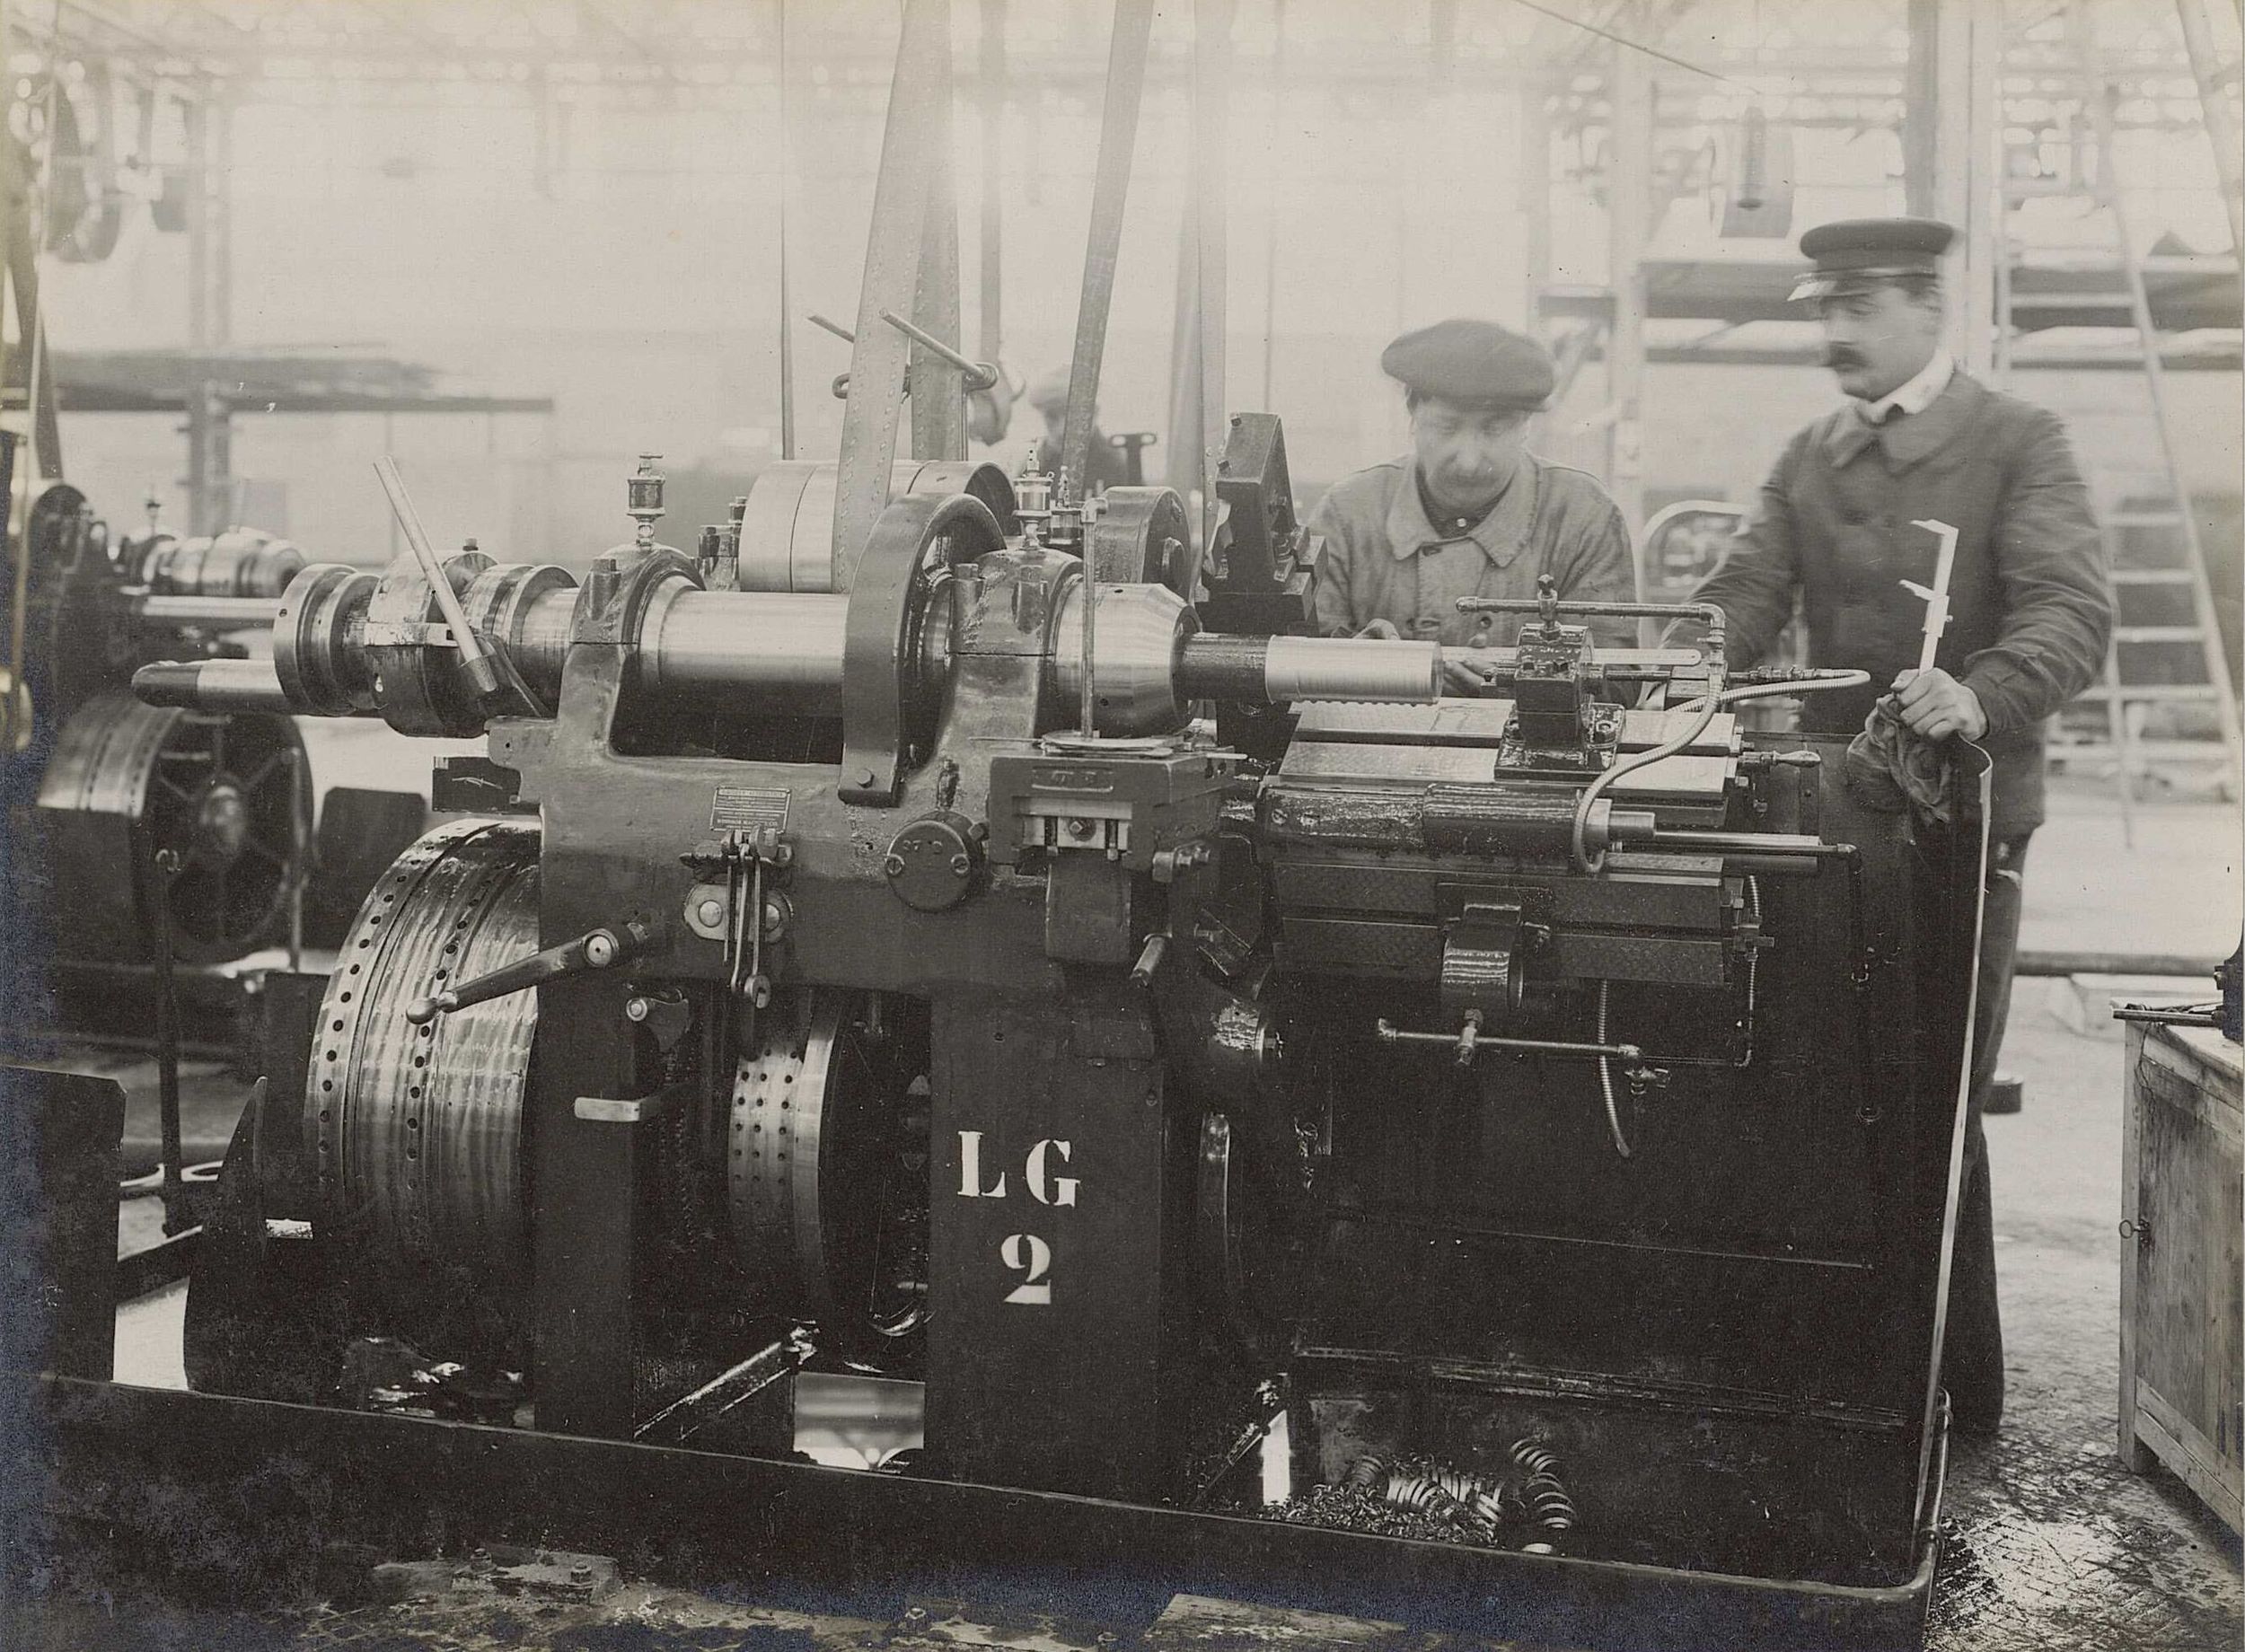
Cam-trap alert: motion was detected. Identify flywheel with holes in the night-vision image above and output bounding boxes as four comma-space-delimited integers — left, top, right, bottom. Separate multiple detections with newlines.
310, 818, 541, 1277
731, 989, 929, 1371
33, 691, 309, 964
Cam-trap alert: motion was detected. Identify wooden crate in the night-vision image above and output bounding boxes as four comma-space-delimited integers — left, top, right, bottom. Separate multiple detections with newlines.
2119, 1019, 2244, 1531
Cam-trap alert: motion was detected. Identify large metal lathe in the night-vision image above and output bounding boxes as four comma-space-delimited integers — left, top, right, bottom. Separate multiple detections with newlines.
96, 415, 1987, 1650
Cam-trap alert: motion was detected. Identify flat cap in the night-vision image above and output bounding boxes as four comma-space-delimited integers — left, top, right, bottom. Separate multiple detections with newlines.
1380, 319, 1554, 411
1026, 366, 1073, 412
1790, 216, 1955, 301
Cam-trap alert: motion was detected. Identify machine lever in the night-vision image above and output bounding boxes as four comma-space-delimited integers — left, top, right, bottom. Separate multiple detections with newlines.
406, 919, 656, 1024
1377, 1018, 1645, 1070
373, 456, 542, 717
1130, 932, 1169, 989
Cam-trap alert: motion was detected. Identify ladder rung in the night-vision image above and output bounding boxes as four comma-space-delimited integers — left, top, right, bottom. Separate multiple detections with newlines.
2018, 293, 2140, 307
2115, 626, 2215, 644
2073, 683, 2232, 702
2109, 568, 2197, 585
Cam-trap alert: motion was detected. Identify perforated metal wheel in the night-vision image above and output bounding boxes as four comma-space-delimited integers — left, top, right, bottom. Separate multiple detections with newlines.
310, 818, 541, 1274
731, 989, 929, 1371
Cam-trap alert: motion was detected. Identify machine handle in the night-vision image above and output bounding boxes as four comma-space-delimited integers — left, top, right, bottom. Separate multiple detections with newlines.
406, 918, 656, 1024
373, 457, 542, 716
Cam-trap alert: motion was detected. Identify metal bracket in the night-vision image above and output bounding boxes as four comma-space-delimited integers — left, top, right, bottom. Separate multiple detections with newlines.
682, 826, 792, 1013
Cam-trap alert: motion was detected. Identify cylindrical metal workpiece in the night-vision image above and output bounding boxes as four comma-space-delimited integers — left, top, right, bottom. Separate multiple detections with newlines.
132, 658, 296, 713
138, 528, 307, 600
1176, 633, 1442, 705
735, 460, 1018, 593
132, 594, 282, 630
638, 585, 852, 708
1422, 788, 1656, 859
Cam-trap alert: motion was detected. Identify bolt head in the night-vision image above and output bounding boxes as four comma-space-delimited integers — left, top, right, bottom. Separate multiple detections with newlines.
885, 853, 908, 878
948, 853, 971, 876
695, 898, 726, 927
584, 933, 615, 966
624, 997, 649, 1022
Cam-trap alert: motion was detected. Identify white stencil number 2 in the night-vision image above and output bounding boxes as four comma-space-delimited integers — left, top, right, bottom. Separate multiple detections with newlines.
1001, 1233, 1052, 1305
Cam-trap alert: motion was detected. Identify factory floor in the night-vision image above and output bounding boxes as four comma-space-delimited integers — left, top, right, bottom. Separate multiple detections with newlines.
22, 777, 2245, 1651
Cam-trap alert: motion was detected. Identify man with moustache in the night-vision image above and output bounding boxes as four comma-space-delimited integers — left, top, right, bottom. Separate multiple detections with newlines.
1307, 319, 1637, 693
1688, 218, 2109, 1435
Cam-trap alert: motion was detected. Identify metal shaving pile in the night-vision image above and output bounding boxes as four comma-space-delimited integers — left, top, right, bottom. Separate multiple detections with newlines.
1261, 1457, 1504, 1548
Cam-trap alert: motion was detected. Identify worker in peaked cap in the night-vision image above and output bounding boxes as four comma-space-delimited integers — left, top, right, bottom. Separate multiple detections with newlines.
1305, 318, 1636, 691
1685, 216, 2110, 1436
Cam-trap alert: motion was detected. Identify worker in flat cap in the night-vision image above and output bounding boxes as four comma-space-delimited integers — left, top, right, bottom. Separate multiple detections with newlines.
1306, 319, 1637, 693
1026, 367, 1131, 496
1686, 217, 2110, 1436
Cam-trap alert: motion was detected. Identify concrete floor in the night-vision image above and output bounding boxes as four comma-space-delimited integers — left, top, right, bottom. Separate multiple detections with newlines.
32, 774, 2245, 1649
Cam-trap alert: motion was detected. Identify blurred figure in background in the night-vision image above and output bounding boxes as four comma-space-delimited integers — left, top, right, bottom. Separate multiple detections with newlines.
1026, 367, 1130, 496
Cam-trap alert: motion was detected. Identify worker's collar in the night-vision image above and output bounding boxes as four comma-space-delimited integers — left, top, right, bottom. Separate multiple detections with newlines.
1855, 346, 1955, 426
1825, 365, 1981, 471
1386, 454, 1541, 561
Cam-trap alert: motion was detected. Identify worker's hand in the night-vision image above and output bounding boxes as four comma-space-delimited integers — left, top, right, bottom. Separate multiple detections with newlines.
1890, 667, 1986, 743
1442, 653, 1494, 696
1354, 619, 1404, 642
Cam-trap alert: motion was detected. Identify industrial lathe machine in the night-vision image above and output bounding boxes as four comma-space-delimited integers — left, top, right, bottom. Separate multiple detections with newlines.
2, 474, 313, 1012
82, 415, 1985, 1648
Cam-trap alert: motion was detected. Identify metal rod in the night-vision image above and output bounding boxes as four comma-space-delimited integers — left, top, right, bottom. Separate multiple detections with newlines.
775, 0, 796, 461
1376, 1019, 1644, 1063
286, 745, 306, 973
634, 1337, 800, 1448
877, 309, 998, 391
808, 312, 857, 343
132, 593, 279, 628
148, 844, 188, 1236
2018, 949, 2220, 980
373, 456, 506, 703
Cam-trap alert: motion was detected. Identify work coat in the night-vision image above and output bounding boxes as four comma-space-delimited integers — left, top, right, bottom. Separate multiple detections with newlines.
1693, 370, 2109, 835
1305, 454, 1638, 653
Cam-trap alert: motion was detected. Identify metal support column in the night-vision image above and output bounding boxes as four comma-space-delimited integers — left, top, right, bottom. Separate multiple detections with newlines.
1606, 40, 1651, 530
1517, 75, 1552, 333
1060, 0, 1154, 491
833, 0, 954, 582
1191, 0, 1235, 547
1932, 0, 1998, 376
977, 0, 1006, 368
184, 88, 234, 536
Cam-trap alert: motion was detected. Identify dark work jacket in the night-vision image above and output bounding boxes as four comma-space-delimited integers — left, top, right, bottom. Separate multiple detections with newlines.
1692, 371, 2109, 834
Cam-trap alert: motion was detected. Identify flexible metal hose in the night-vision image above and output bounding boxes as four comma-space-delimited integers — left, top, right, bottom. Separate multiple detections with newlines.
1597, 980, 1632, 1160
1569, 669, 1872, 873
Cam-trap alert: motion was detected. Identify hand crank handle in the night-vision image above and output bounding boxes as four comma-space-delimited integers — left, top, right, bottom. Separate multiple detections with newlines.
407, 918, 656, 1024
